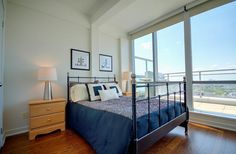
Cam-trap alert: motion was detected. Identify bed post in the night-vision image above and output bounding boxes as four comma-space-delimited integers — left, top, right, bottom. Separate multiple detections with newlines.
114, 74, 117, 83
67, 72, 70, 103
183, 77, 189, 135
131, 73, 137, 154
184, 77, 187, 112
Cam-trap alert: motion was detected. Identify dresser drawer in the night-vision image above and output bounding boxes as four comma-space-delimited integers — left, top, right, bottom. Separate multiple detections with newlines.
30, 102, 65, 117
30, 112, 65, 129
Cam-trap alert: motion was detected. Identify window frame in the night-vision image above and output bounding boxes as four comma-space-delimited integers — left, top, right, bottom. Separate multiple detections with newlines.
131, 0, 234, 112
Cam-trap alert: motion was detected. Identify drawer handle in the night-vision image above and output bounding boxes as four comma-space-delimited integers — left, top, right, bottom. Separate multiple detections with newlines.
46, 108, 51, 111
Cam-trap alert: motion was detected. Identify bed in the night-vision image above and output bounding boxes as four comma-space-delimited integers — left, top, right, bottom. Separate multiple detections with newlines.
66, 73, 189, 154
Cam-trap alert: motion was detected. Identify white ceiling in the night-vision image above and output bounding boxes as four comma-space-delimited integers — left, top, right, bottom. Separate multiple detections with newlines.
102, 0, 196, 33
62, 0, 197, 34
9, 0, 197, 35
57, 0, 108, 17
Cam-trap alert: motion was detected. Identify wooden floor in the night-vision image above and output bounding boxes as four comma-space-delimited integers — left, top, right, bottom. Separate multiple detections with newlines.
2, 123, 236, 154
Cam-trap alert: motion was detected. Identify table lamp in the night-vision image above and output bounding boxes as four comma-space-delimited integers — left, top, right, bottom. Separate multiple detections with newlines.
123, 71, 131, 92
38, 67, 57, 100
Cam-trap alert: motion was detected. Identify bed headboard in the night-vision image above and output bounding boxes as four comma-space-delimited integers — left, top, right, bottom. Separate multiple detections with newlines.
67, 72, 117, 102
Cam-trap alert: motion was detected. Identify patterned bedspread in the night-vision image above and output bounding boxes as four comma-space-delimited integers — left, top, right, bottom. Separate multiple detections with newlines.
77, 96, 182, 119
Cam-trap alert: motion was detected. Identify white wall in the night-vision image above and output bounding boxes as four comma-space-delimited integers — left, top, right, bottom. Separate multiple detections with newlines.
4, 1, 122, 136
98, 31, 120, 82
91, 25, 121, 84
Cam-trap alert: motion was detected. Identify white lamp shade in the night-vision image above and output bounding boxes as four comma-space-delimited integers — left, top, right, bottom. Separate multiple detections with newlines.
38, 67, 57, 81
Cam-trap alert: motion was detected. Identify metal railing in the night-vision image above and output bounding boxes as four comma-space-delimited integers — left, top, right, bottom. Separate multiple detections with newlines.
135, 68, 236, 99
163, 68, 236, 81
135, 68, 236, 116
162, 69, 236, 105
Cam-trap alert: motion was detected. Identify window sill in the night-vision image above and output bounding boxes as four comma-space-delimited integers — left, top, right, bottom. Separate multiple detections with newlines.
190, 110, 236, 120
189, 110, 236, 132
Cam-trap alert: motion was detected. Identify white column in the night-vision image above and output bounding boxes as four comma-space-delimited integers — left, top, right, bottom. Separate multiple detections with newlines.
90, 24, 99, 77
131, 38, 135, 73
153, 32, 158, 82
120, 37, 130, 91
184, 11, 193, 110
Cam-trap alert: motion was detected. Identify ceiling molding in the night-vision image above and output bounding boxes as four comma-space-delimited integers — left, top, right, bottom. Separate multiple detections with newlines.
91, 0, 136, 26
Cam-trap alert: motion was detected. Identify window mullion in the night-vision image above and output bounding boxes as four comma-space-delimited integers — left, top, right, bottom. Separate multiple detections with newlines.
153, 32, 158, 82
184, 11, 193, 110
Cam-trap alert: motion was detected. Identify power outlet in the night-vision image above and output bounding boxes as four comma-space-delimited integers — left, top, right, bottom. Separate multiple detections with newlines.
22, 112, 28, 119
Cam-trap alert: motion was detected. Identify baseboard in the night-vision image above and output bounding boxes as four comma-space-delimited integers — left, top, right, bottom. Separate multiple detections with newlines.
2, 132, 5, 146
190, 111, 236, 132
5, 126, 28, 137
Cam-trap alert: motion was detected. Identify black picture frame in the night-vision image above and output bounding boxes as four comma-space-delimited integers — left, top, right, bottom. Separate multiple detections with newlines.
70, 49, 90, 71
99, 54, 113, 72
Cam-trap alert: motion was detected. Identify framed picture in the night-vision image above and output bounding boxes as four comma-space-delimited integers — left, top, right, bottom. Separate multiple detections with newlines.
99, 54, 112, 72
71, 49, 90, 70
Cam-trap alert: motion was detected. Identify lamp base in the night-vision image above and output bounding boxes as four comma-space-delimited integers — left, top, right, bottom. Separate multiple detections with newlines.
44, 81, 53, 100
125, 80, 131, 92
125, 80, 128, 92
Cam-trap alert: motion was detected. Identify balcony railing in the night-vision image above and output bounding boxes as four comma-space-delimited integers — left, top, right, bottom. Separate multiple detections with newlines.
135, 68, 236, 116
163, 68, 236, 81
162, 68, 236, 117
162, 68, 236, 96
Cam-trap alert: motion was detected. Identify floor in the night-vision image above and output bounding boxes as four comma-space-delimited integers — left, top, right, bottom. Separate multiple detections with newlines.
2, 123, 236, 154
194, 102, 236, 117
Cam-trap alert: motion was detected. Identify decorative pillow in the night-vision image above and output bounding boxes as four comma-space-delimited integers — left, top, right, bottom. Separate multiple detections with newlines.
104, 83, 123, 96
87, 83, 105, 101
98, 89, 119, 101
70, 84, 89, 102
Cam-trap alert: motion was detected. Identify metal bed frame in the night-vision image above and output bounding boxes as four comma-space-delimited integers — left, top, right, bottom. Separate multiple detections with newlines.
66, 73, 189, 154
66, 73, 117, 102
130, 74, 188, 154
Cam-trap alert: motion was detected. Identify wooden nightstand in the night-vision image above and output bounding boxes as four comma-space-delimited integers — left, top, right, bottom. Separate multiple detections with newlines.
123, 92, 132, 97
123, 92, 139, 97
29, 98, 66, 140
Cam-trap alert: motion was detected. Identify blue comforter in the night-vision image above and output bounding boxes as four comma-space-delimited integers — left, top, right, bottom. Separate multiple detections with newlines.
67, 97, 184, 154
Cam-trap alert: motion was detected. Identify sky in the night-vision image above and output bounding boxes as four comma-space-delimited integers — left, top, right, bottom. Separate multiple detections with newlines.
134, 1, 236, 80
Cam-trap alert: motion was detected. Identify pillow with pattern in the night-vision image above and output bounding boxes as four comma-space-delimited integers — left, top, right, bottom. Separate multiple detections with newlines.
87, 83, 105, 101
104, 83, 123, 96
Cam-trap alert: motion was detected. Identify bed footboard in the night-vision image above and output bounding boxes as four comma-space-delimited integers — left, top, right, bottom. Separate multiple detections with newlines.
131, 74, 189, 154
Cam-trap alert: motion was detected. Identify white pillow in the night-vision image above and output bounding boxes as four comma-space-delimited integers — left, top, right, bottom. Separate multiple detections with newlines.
98, 89, 119, 101
87, 83, 105, 101
70, 84, 89, 102
104, 83, 123, 96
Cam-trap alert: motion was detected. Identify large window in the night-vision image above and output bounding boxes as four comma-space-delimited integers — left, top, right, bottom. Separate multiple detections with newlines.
134, 33, 153, 81
134, 34, 154, 97
132, 1, 236, 118
156, 22, 185, 81
191, 1, 236, 117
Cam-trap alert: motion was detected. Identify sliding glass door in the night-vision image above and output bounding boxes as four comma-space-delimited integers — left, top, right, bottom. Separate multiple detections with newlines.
191, 1, 236, 117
